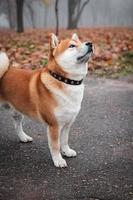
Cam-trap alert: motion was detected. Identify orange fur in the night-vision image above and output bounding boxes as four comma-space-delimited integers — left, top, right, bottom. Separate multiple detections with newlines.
0, 67, 58, 124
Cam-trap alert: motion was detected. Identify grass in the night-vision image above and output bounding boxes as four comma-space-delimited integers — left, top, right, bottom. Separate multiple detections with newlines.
40, 58, 48, 66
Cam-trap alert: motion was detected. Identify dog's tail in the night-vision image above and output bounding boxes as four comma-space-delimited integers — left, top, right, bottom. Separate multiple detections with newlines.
0, 52, 9, 79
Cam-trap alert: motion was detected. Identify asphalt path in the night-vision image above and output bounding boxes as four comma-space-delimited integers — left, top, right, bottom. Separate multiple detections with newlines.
0, 78, 133, 200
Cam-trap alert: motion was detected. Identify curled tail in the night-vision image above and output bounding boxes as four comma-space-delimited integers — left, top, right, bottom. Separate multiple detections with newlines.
0, 52, 9, 79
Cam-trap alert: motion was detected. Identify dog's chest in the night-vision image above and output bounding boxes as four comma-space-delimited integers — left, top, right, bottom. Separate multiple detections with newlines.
54, 84, 84, 123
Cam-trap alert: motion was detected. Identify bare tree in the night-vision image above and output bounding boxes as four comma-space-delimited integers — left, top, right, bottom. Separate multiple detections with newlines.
55, 0, 59, 35
67, 0, 90, 29
16, 0, 24, 32
25, 0, 36, 28
7, 0, 17, 29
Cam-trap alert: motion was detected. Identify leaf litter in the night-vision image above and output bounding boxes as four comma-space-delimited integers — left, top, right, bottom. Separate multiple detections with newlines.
0, 28, 133, 78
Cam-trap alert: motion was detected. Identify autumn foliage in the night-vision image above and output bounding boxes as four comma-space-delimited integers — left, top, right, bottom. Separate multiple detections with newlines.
0, 28, 133, 77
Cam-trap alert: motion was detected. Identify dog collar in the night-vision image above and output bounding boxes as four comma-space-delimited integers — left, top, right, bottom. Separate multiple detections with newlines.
49, 70, 83, 85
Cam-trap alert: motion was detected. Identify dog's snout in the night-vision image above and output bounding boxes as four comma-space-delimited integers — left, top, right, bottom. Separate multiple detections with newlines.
85, 42, 92, 47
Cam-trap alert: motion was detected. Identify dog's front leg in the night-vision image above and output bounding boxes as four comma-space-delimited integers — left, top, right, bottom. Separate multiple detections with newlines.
60, 122, 77, 157
47, 125, 67, 168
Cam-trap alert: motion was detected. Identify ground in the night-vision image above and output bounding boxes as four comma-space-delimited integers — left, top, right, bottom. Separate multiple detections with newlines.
0, 77, 133, 200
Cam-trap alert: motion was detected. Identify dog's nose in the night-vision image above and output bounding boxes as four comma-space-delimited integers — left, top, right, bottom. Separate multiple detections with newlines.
85, 42, 92, 48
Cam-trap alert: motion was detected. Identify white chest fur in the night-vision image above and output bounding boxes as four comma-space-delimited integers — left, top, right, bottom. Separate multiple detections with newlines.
54, 83, 84, 124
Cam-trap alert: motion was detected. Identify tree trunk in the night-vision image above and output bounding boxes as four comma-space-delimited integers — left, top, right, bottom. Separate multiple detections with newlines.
67, 0, 90, 29
7, 0, 17, 29
67, 0, 77, 29
55, 0, 59, 35
25, 0, 36, 28
16, 0, 24, 32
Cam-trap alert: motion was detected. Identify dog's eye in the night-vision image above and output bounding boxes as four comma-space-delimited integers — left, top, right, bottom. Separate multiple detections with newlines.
69, 44, 75, 48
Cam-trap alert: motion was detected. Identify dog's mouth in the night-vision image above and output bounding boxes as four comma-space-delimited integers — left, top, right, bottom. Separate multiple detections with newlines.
77, 48, 93, 63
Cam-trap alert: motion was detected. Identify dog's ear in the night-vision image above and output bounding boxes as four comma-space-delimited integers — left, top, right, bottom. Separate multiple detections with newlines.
72, 33, 79, 41
50, 33, 59, 48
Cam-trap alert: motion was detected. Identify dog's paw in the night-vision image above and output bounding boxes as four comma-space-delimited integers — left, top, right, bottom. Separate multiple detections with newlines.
61, 147, 77, 157
53, 155, 67, 168
19, 132, 33, 143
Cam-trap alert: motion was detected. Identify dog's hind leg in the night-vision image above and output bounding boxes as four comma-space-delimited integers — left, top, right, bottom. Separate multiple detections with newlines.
12, 111, 33, 142
4, 105, 33, 143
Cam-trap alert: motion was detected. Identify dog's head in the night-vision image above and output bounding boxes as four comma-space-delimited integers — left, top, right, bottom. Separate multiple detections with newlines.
49, 33, 93, 78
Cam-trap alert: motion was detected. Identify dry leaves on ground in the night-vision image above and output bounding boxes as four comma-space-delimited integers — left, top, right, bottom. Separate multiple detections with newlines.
0, 28, 133, 77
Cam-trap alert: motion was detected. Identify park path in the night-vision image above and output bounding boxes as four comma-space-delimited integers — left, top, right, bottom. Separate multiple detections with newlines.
0, 77, 133, 200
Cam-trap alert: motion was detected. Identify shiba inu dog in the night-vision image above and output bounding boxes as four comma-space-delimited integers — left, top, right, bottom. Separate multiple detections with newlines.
0, 33, 93, 167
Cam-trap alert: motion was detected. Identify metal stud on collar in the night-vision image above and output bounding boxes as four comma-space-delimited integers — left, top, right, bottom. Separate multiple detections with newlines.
49, 70, 83, 85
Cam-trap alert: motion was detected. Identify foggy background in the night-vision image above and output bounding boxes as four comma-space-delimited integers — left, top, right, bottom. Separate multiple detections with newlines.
0, 0, 133, 29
